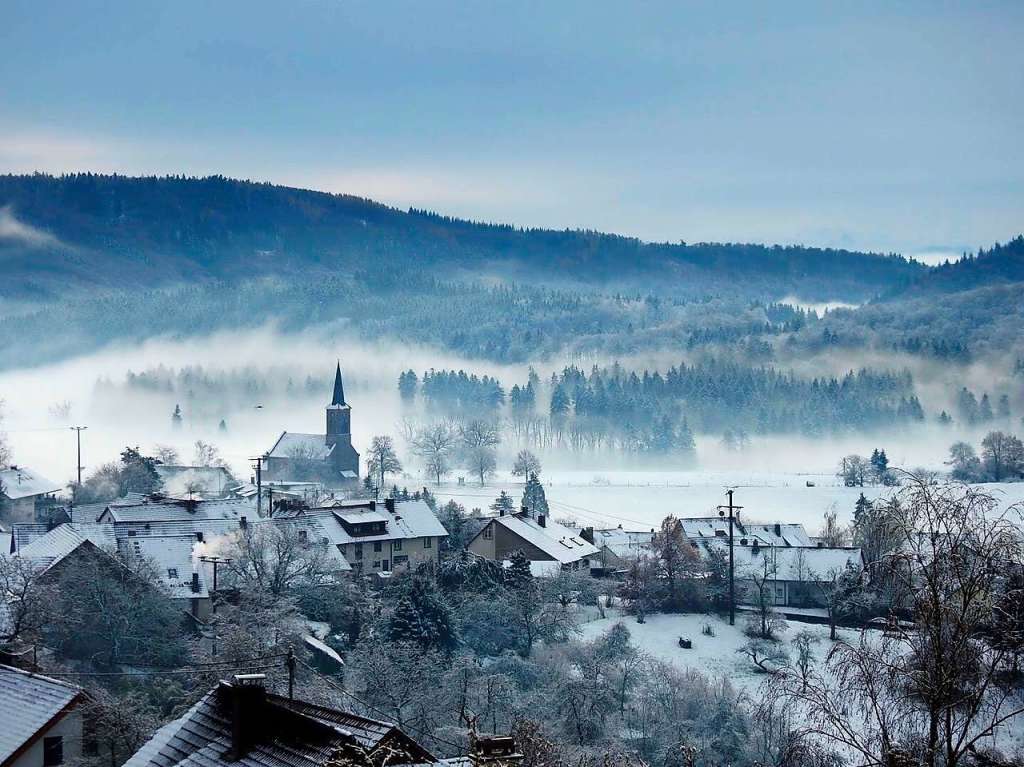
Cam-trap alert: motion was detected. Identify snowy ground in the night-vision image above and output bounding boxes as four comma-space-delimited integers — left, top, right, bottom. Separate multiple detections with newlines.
435, 470, 1024, 532
577, 606, 853, 696
578, 608, 1024, 758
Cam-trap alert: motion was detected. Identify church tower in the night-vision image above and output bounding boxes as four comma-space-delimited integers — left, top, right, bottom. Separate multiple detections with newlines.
326, 361, 351, 447
325, 361, 360, 479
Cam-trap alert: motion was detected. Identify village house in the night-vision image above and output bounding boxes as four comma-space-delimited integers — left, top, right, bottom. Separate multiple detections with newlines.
285, 497, 448, 576
467, 507, 599, 575
0, 664, 87, 767
696, 537, 864, 608
0, 467, 62, 528
122, 673, 517, 767
263, 363, 360, 486
585, 517, 815, 575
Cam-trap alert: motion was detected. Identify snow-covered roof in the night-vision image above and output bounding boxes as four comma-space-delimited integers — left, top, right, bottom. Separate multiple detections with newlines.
0, 467, 61, 500
123, 535, 208, 599
0, 665, 84, 764
101, 497, 255, 523
14, 523, 118, 572
289, 500, 448, 546
266, 432, 333, 460
697, 538, 862, 581
491, 514, 600, 564
593, 528, 656, 559
679, 517, 812, 547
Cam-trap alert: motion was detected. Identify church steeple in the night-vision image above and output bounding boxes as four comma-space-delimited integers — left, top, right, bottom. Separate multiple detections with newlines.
331, 361, 346, 406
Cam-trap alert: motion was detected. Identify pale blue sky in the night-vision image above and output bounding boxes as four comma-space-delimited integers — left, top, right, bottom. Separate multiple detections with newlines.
1, 1, 1021, 258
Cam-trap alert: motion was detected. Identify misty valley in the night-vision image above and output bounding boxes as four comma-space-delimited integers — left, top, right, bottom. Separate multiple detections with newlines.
1, 172, 1023, 767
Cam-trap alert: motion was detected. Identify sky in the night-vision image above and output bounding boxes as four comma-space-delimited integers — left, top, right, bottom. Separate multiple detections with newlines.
1, 1, 1021, 259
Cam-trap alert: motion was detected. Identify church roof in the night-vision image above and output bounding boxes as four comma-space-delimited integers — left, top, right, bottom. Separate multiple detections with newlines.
266, 432, 334, 461
330, 362, 346, 406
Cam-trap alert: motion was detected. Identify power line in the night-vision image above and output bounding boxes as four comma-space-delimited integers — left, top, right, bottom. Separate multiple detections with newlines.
31, 653, 290, 678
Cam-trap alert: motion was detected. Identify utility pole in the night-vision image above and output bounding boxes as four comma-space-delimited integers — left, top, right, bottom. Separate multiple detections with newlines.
199, 555, 232, 658
250, 456, 264, 517
717, 489, 743, 626
286, 647, 296, 700
69, 426, 87, 489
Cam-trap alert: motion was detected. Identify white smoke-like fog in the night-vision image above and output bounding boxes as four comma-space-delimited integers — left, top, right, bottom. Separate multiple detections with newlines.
2, 325, 1021, 530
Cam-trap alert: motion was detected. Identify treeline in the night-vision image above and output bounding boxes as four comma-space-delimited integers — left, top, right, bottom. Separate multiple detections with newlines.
401, 360, 925, 441
0, 173, 922, 301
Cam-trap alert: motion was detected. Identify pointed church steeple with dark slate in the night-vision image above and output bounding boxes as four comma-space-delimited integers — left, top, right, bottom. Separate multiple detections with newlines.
324, 361, 359, 478
263, 361, 360, 486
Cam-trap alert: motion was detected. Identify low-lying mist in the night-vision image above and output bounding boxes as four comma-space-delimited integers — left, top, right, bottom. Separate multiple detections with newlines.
0, 326, 1009, 499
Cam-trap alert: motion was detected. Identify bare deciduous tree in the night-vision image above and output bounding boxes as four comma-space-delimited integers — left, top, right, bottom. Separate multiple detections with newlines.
773, 477, 1024, 767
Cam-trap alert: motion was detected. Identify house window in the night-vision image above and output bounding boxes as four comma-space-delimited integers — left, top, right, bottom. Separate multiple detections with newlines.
44, 737, 64, 766
372, 560, 380, 569
393, 540, 402, 551
394, 555, 408, 565
483, 525, 493, 540
373, 541, 382, 553
423, 537, 432, 549
167, 568, 178, 580
354, 544, 363, 560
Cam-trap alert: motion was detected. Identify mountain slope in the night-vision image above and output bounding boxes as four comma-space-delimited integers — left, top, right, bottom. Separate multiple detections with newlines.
0, 173, 923, 301
882, 236, 1024, 298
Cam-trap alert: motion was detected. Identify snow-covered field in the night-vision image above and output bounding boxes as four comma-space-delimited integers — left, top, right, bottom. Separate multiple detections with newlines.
435, 471, 1024, 532
578, 607, 853, 696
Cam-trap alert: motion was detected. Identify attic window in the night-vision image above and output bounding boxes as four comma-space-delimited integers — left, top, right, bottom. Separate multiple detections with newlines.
167, 568, 178, 579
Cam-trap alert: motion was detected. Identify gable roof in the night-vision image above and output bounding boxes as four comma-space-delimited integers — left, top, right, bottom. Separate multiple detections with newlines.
696, 538, 863, 580
0, 468, 61, 500
266, 432, 333, 461
100, 498, 255, 523
288, 500, 448, 546
122, 680, 437, 767
486, 514, 599, 564
0, 664, 85, 765
14, 524, 118, 573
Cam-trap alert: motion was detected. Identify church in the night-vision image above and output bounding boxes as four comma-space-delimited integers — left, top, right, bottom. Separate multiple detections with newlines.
263, 363, 360, 485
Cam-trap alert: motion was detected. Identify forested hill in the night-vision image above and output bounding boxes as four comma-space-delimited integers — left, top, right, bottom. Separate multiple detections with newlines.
0, 173, 923, 301
883, 236, 1024, 298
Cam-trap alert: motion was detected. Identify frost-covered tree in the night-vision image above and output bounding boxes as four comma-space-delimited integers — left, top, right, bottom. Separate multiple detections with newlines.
366, 435, 402, 491
490, 490, 515, 516
521, 473, 548, 519
388, 576, 459, 653
511, 449, 542, 479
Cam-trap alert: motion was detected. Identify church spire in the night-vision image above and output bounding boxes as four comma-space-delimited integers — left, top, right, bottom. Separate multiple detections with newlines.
331, 361, 346, 406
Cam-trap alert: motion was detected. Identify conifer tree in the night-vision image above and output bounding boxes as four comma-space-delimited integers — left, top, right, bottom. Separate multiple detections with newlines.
521, 473, 549, 519
505, 549, 534, 592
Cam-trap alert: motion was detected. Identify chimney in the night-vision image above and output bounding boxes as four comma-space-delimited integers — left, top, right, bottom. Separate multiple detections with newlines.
384, 497, 395, 513
228, 674, 267, 761
774, 523, 782, 537
537, 514, 546, 528
580, 526, 594, 544
191, 572, 200, 593
196, 531, 205, 543
369, 500, 376, 511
